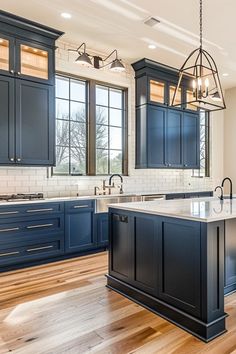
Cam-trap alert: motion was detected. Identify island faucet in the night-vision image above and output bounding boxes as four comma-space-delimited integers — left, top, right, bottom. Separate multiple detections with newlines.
221, 177, 233, 199
109, 174, 124, 194
214, 185, 223, 200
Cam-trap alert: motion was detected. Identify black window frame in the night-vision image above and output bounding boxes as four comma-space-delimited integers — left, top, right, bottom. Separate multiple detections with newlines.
192, 111, 210, 178
53, 72, 128, 176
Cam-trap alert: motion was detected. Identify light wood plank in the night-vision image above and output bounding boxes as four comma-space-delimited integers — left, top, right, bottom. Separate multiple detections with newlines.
0, 252, 236, 354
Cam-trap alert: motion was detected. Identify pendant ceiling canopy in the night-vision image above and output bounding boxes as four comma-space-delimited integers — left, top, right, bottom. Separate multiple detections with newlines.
171, 0, 226, 112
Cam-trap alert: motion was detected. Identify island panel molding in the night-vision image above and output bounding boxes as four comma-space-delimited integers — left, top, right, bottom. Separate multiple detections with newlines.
107, 206, 227, 342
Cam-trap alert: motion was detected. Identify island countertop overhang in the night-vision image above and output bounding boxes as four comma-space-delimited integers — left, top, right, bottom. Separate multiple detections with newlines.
108, 197, 236, 223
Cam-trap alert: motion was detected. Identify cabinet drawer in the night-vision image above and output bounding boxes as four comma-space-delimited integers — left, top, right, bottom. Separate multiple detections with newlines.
0, 202, 64, 219
0, 215, 64, 244
65, 200, 94, 213
198, 192, 213, 197
166, 193, 185, 200
184, 193, 199, 199
0, 237, 64, 267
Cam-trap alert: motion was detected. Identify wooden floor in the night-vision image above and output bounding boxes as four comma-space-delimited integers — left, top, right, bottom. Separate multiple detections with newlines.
0, 253, 236, 354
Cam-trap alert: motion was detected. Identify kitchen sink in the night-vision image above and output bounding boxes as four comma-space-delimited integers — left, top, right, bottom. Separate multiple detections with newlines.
95, 195, 142, 213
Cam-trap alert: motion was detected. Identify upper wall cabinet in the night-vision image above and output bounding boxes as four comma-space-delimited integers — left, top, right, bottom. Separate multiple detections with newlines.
133, 59, 197, 112
0, 30, 55, 85
0, 10, 63, 166
132, 59, 200, 170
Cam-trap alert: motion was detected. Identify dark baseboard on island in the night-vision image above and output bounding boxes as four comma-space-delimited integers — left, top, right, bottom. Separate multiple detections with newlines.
106, 275, 227, 343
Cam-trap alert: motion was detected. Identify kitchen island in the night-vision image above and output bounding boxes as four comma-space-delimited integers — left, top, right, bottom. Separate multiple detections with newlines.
107, 197, 236, 342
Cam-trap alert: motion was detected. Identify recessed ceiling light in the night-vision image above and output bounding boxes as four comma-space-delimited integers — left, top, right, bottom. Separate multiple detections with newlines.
61, 12, 72, 19
148, 44, 156, 49
222, 73, 229, 77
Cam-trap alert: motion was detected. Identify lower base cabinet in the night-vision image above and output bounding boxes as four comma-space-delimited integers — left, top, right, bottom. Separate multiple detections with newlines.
0, 236, 64, 266
0, 202, 65, 268
96, 213, 109, 247
65, 200, 97, 254
108, 208, 226, 342
0, 200, 109, 271
110, 212, 158, 296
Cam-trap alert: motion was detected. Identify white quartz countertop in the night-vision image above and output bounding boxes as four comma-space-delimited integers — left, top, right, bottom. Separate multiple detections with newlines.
0, 190, 212, 206
108, 197, 236, 223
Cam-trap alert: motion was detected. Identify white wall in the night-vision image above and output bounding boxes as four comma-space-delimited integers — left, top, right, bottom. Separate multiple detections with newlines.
224, 87, 236, 192
0, 39, 224, 197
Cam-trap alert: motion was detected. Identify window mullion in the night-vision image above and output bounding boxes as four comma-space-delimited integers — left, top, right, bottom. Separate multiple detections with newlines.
88, 80, 96, 175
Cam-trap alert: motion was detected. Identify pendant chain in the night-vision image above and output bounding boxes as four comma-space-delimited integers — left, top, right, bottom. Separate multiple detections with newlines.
200, 0, 203, 48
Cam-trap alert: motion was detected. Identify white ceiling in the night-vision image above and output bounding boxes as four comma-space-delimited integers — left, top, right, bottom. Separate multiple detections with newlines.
0, 0, 235, 88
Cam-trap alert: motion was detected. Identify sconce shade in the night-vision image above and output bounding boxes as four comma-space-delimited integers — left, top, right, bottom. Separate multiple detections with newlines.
110, 59, 125, 72
76, 52, 93, 67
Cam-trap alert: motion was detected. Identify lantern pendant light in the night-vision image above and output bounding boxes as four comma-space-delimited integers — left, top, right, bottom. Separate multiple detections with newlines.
171, 0, 226, 111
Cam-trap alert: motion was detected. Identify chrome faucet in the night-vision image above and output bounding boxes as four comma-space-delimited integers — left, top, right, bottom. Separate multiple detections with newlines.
221, 177, 233, 199
102, 179, 115, 195
109, 174, 124, 194
94, 186, 101, 196
214, 186, 223, 200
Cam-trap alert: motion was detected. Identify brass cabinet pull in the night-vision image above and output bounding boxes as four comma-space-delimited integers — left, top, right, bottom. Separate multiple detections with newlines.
27, 245, 54, 252
73, 205, 89, 209
0, 211, 19, 215
26, 223, 53, 229
0, 251, 20, 257
0, 227, 20, 232
26, 208, 53, 213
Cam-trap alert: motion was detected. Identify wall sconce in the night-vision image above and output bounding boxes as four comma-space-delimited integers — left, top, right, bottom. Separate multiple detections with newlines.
68, 43, 125, 72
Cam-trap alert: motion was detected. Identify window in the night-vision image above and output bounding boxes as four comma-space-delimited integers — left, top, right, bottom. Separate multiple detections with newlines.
55, 76, 87, 175
54, 74, 127, 176
192, 111, 210, 177
96, 85, 124, 175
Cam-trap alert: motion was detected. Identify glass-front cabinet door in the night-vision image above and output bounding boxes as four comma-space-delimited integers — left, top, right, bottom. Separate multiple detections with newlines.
149, 79, 166, 105
169, 85, 182, 108
185, 89, 198, 111
0, 35, 14, 75
15, 40, 53, 84
0, 37, 9, 72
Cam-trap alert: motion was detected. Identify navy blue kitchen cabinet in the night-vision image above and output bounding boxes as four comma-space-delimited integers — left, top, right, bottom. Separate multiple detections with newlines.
108, 209, 225, 341
0, 202, 65, 268
183, 112, 200, 169
15, 80, 54, 165
65, 200, 97, 254
0, 11, 63, 166
0, 76, 15, 164
109, 211, 159, 296
166, 109, 182, 168
147, 105, 166, 167
132, 58, 200, 170
166, 191, 213, 200
97, 212, 109, 247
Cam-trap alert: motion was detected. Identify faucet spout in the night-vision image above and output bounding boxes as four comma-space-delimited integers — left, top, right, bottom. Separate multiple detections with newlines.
109, 174, 124, 194
221, 177, 233, 199
214, 185, 223, 200
109, 174, 123, 186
